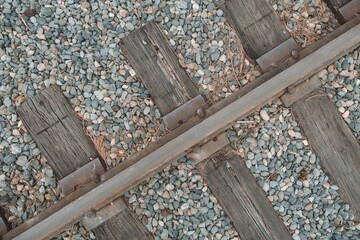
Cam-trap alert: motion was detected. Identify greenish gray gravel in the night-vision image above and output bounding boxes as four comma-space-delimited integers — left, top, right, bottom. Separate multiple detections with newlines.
0, 0, 358, 239
320, 47, 360, 139
228, 99, 360, 239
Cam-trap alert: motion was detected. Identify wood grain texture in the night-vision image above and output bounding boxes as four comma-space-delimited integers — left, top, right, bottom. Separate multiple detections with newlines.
0, 208, 8, 236
93, 208, 153, 240
324, 0, 350, 9
17, 85, 98, 179
292, 92, 360, 219
224, 0, 290, 59
323, 0, 351, 23
199, 151, 291, 240
121, 23, 199, 115
17, 85, 152, 239
7, 22, 360, 240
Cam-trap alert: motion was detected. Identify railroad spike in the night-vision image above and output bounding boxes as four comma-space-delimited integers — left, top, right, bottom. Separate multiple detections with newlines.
86, 209, 97, 219
291, 49, 300, 59
192, 145, 201, 154
91, 174, 101, 184
196, 108, 205, 118
287, 86, 296, 94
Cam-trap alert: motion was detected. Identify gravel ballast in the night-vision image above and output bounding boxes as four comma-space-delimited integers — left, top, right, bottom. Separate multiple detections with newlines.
228, 100, 360, 239
126, 158, 239, 240
320, 47, 360, 139
0, 0, 359, 239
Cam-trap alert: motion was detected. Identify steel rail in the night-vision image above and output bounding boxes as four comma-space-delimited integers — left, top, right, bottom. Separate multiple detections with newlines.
3, 17, 359, 240
9, 23, 360, 240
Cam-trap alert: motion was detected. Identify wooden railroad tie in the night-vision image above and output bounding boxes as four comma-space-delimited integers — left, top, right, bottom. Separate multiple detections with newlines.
17, 85, 153, 240
292, 91, 360, 219
278, 6, 360, 220
2, 4, 360, 240
121, 23, 208, 130
199, 151, 292, 240
122, 21, 292, 238
223, 0, 300, 72
324, 0, 360, 23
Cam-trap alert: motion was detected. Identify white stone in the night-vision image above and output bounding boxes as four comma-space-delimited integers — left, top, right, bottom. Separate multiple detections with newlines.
129, 69, 136, 76
180, 202, 189, 210
317, 69, 327, 78
303, 180, 310, 188
263, 182, 269, 192
288, 129, 296, 137
37, 63, 46, 71
219, 54, 226, 62
144, 106, 150, 115
260, 110, 270, 121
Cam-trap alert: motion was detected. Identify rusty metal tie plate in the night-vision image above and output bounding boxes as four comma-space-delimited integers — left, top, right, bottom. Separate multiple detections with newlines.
188, 132, 230, 164
280, 74, 321, 107
256, 38, 301, 72
59, 158, 105, 196
81, 197, 127, 231
163, 94, 208, 130
339, 0, 360, 22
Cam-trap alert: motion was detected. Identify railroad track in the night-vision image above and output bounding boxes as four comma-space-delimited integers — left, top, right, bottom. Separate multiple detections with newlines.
1, 0, 359, 239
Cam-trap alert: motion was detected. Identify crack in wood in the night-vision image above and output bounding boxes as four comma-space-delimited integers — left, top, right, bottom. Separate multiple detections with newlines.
145, 27, 192, 101
36, 115, 68, 135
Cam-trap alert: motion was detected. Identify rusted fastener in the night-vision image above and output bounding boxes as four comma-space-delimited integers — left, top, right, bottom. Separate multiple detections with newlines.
86, 209, 97, 219
291, 49, 300, 59
192, 145, 201, 154
59, 158, 105, 196
287, 86, 296, 94
91, 174, 101, 184
196, 108, 205, 118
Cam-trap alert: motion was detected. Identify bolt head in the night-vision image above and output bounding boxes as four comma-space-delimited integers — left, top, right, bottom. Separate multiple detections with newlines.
87, 209, 97, 219
291, 49, 300, 59
288, 86, 296, 94
196, 108, 205, 118
91, 174, 100, 183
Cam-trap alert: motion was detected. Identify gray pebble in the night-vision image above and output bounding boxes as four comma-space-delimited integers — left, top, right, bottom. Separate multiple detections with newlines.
125, 22, 135, 31
3, 155, 16, 164
16, 156, 28, 167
